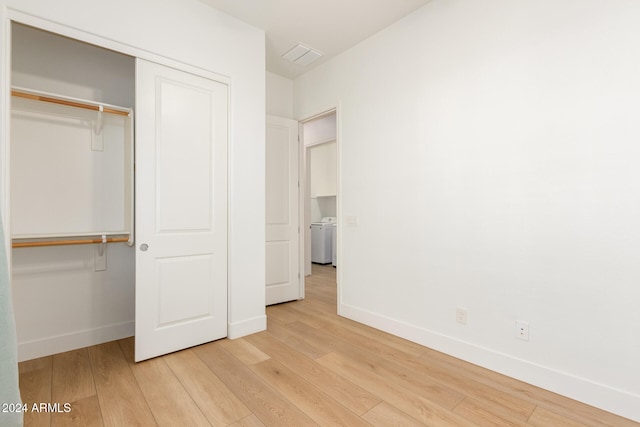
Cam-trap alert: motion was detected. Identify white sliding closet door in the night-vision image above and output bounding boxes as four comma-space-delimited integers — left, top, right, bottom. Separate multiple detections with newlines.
135, 59, 228, 362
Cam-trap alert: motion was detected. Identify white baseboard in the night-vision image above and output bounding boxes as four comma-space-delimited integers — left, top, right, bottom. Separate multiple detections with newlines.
228, 315, 266, 339
17, 321, 134, 362
340, 303, 640, 423
17, 314, 269, 361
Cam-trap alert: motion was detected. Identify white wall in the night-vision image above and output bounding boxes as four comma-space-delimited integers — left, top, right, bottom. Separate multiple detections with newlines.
0, 0, 266, 354
311, 197, 336, 224
266, 71, 293, 118
12, 24, 135, 107
295, 0, 640, 421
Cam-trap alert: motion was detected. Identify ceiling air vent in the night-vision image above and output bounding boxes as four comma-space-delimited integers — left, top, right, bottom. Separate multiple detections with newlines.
281, 43, 323, 66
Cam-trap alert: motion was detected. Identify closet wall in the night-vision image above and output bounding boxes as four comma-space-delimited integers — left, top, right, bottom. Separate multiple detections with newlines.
11, 24, 136, 360
266, 71, 293, 119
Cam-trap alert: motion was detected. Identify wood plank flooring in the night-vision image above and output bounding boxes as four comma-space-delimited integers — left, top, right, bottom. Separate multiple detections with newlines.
18, 264, 639, 426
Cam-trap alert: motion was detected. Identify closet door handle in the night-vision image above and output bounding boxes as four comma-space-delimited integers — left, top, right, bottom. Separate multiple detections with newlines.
140, 243, 149, 251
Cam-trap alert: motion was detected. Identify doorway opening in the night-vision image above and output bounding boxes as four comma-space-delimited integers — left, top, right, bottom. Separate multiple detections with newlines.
300, 110, 338, 307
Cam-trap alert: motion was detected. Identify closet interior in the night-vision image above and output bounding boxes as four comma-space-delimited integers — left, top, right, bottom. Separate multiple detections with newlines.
10, 23, 136, 361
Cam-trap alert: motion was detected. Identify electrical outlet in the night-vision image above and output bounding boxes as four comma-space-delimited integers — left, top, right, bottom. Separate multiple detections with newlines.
515, 320, 529, 341
456, 308, 468, 325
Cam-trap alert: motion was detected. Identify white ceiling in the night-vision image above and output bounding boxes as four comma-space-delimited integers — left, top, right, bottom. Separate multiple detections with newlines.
199, 0, 431, 79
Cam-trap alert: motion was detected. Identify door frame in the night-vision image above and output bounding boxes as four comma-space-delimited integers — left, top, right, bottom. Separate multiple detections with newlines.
298, 106, 341, 314
0, 9, 232, 334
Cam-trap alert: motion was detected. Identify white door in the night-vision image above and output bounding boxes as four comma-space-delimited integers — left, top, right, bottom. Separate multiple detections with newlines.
266, 115, 301, 305
135, 59, 228, 361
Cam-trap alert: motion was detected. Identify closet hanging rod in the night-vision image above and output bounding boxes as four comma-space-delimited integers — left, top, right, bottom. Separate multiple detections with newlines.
11, 88, 130, 117
12, 236, 130, 249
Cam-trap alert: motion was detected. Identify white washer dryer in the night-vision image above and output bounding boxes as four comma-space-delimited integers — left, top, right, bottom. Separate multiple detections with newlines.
311, 217, 335, 264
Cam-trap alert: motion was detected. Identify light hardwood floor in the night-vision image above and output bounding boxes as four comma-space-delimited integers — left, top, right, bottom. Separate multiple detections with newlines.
19, 264, 638, 426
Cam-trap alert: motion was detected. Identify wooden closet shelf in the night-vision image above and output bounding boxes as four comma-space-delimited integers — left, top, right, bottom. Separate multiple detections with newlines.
12, 90, 130, 116
12, 236, 130, 248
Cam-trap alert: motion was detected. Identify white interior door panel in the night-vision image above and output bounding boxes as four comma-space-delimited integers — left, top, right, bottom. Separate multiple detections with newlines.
266, 115, 300, 305
135, 59, 228, 361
